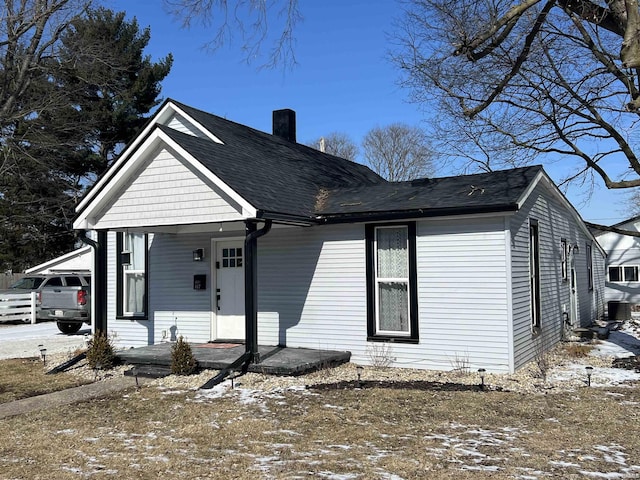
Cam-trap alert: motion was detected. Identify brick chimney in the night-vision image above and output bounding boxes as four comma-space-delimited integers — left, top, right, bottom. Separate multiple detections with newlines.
272, 109, 296, 142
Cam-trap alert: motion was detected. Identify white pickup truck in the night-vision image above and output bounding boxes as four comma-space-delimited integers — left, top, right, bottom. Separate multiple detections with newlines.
37, 274, 92, 334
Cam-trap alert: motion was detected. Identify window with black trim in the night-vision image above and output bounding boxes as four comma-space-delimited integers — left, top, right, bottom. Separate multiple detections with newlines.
586, 243, 593, 291
560, 238, 568, 281
117, 232, 148, 318
366, 223, 418, 342
529, 220, 541, 330
608, 265, 638, 282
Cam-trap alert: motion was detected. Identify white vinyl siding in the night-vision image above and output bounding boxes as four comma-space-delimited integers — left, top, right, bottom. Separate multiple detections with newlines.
93, 148, 245, 229
510, 182, 606, 370
109, 232, 215, 349
257, 219, 512, 372
416, 217, 511, 373
257, 224, 367, 353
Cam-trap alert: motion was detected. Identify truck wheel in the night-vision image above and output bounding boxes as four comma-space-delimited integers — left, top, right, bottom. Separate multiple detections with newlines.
57, 321, 82, 334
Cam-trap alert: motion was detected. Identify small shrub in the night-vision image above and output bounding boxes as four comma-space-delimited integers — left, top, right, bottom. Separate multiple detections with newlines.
533, 335, 551, 382
565, 343, 593, 358
449, 352, 470, 375
86, 332, 116, 370
171, 336, 197, 375
366, 343, 395, 368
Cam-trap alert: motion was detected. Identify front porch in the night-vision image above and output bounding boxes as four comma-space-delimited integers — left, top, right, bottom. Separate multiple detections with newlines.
117, 343, 351, 376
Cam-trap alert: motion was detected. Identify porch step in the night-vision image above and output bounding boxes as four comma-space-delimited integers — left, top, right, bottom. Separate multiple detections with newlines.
124, 365, 173, 379
572, 325, 611, 340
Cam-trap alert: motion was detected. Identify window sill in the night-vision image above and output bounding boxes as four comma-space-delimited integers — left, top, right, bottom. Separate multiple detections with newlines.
367, 335, 419, 344
116, 315, 149, 321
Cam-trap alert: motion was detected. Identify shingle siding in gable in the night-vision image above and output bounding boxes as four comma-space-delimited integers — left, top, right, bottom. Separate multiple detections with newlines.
93, 148, 245, 229
166, 112, 206, 138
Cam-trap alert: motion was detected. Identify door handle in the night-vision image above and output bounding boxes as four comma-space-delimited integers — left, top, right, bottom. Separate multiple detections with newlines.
216, 288, 220, 310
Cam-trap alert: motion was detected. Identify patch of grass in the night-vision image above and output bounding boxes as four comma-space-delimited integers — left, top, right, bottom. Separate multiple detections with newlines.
0, 379, 639, 479
0, 358, 91, 404
564, 343, 594, 358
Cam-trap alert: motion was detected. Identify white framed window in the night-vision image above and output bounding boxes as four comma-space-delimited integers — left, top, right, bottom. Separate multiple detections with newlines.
375, 226, 410, 335
366, 223, 418, 342
560, 238, 568, 281
608, 265, 639, 283
586, 244, 593, 290
117, 232, 147, 318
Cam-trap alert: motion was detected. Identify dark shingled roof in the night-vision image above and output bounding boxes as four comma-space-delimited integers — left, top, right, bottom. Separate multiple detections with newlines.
161, 101, 544, 222
317, 166, 544, 220
163, 102, 383, 219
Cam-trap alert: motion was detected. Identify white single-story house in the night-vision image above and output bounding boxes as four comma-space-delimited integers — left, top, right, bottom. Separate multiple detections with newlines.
592, 216, 640, 317
72, 99, 605, 373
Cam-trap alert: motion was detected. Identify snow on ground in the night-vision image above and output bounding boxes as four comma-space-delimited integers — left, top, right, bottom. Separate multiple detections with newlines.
0, 320, 90, 360
547, 321, 640, 388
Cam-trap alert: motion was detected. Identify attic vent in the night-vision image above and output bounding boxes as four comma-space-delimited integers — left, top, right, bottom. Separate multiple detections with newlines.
273, 109, 296, 143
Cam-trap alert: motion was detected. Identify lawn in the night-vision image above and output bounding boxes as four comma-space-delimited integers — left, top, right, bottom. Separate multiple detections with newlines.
0, 369, 638, 479
0, 357, 90, 404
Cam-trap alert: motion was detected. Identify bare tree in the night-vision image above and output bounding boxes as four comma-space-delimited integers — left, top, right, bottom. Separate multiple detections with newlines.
362, 123, 434, 181
164, 0, 301, 68
393, 0, 640, 190
0, 0, 92, 127
307, 132, 358, 161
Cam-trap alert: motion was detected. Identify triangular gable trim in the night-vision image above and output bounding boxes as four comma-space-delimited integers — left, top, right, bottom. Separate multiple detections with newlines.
73, 127, 257, 230
76, 100, 223, 214
25, 245, 93, 274
516, 170, 605, 256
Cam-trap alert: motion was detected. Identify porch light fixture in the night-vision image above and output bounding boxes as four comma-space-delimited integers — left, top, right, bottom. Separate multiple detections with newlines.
570, 244, 580, 255
478, 368, 486, 390
119, 250, 131, 266
193, 248, 205, 262
356, 365, 364, 388
585, 366, 594, 387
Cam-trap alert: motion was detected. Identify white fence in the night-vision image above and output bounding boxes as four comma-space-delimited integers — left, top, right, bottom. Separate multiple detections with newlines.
0, 292, 38, 324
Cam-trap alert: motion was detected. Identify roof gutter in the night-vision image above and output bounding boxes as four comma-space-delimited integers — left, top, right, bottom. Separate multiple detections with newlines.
316, 204, 519, 224
256, 210, 317, 226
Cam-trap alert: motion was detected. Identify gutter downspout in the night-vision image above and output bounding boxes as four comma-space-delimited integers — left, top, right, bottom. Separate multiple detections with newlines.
78, 230, 108, 335
200, 219, 272, 390
245, 219, 272, 363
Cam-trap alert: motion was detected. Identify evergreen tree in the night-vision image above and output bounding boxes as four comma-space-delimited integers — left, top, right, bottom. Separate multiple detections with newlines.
0, 8, 172, 272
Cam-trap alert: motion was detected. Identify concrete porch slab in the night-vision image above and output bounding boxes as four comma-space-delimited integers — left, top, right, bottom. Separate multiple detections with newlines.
116, 343, 351, 376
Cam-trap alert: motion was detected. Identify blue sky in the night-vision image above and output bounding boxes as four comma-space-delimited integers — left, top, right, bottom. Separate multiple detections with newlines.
109, 0, 632, 224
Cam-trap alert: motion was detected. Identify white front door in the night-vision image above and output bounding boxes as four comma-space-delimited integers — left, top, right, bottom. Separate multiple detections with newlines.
216, 241, 245, 340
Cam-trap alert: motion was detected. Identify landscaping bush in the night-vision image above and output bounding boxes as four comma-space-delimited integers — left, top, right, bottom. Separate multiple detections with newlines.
171, 336, 197, 375
86, 332, 116, 370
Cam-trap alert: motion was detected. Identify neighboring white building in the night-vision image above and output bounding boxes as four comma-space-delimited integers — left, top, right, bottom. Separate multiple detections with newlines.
592, 217, 640, 315
25, 246, 93, 274
72, 100, 606, 373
